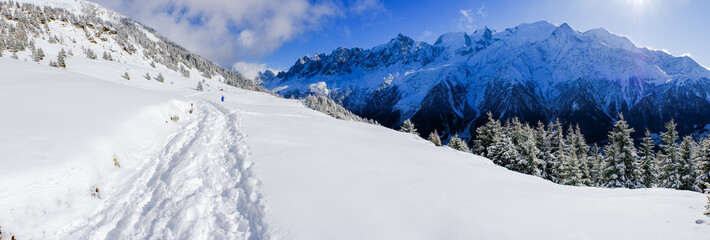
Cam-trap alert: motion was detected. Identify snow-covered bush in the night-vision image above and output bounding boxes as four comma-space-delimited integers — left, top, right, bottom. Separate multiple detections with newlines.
399, 119, 418, 135
447, 134, 471, 153
428, 130, 442, 146
156, 73, 165, 83
122, 72, 130, 80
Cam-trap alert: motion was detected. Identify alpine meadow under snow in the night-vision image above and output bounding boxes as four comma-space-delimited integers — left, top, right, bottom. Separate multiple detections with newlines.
1, 0, 710, 239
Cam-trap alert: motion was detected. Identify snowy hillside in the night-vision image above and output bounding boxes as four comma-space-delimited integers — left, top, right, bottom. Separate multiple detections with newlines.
262, 21, 710, 143
2, 56, 710, 239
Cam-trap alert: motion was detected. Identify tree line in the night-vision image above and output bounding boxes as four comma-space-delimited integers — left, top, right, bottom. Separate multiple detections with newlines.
401, 112, 710, 193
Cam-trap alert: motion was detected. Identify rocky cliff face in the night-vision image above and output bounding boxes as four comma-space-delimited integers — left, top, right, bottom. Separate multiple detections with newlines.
262, 21, 710, 143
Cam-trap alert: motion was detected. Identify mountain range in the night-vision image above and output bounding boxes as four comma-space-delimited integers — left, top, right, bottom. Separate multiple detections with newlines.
261, 21, 710, 143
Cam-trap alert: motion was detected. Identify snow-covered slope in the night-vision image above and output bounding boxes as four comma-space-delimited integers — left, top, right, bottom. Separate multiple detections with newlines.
2, 56, 710, 239
262, 21, 710, 142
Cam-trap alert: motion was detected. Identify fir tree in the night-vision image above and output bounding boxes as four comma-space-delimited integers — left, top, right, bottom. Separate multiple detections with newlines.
57, 48, 66, 68
559, 150, 584, 186
678, 136, 698, 191
696, 138, 710, 192
122, 72, 130, 80
660, 120, 684, 189
566, 124, 591, 185
488, 127, 519, 168
602, 113, 642, 188
428, 130, 442, 146
196, 81, 204, 92
448, 134, 471, 153
33, 47, 44, 62
543, 119, 566, 183
156, 73, 165, 82
144, 72, 151, 80
473, 112, 500, 157
517, 125, 543, 177
588, 144, 604, 186
399, 119, 418, 135
639, 130, 658, 188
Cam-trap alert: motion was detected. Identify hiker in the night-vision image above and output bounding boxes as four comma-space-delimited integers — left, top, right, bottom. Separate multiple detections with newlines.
221, 95, 225, 102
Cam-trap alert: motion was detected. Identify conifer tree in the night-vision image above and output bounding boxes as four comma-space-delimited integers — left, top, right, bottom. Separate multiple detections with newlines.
678, 136, 698, 191
602, 113, 642, 188
588, 144, 604, 186
196, 81, 204, 92
473, 112, 501, 157
156, 73, 165, 82
144, 72, 151, 80
488, 128, 518, 168
660, 120, 684, 189
399, 119, 418, 135
696, 138, 710, 192
57, 48, 66, 68
559, 150, 584, 186
534, 121, 552, 180
639, 130, 658, 188
448, 134, 471, 153
544, 119, 566, 183
428, 130, 442, 146
511, 124, 543, 177
566, 124, 591, 185
122, 72, 130, 80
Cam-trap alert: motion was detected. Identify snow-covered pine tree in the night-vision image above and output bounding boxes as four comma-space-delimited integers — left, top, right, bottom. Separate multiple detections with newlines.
34, 47, 44, 62
57, 48, 66, 68
196, 81, 204, 92
602, 113, 642, 188
122, 72, 130, 80
512, 124, 543, 177
428, 130, 442, 146
534, 121, 552, 180
566, 124, 591, 185
660, 120, 684, 189
559, 149, 584, 186
473, 112, 501, 157
84, 48, 97, 59
544, 119, 566, 183
399, 119, 418, 135
144, 72, 151, 80
588, 144, 604, 187
447, 134, 471, 153
103, 51, 113, 61
156, 73, 165, 82
487, 126, 519, 168
639, 130, 658, 188
696, 138, 710, 192
678, 135, 698, 191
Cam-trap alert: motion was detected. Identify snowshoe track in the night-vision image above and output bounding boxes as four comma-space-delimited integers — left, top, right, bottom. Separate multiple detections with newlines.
61, 100, 268, 240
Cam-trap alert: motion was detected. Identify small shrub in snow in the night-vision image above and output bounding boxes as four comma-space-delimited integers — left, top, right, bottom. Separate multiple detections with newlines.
429, 130, 442, 146
102, 51, 113, 61
84, 48, 97, 59
447, 134, 471, 153
399, 119, 418, 135
90, 186, 101, 199
122, 72, 130, 80
170, 115, 179, 122
150, 61, 156, 68
156, 73, 165, 82
113, 157, 121, 168
144, 72, 151, 80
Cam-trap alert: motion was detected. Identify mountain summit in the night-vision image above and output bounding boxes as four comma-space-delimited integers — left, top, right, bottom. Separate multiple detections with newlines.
262, 21, 710, 142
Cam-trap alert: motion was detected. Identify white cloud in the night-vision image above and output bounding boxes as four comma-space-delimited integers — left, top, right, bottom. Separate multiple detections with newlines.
477, 6, 487, 17
92, 0, 384, 67
419, 30, 434, 42
458, 9, 474, 31
232, 61, 271, 80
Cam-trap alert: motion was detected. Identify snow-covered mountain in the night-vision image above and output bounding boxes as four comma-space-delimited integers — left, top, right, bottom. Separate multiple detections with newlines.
262, 21, 710, 142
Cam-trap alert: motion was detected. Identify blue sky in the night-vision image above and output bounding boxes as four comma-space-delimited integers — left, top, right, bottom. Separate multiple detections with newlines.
94, 0, 710, 78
